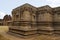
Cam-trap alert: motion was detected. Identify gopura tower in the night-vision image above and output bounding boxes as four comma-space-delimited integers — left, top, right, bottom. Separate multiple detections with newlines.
8, 3, 60, 36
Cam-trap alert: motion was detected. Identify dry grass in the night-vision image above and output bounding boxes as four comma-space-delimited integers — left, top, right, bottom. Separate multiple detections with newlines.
0, 26, 9, 40
0, 26, 9, 33
0, 34, 10, 40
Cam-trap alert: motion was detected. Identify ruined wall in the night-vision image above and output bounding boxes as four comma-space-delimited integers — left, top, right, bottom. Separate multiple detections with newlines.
1, 3, 60, 36
53, 8, 60, 34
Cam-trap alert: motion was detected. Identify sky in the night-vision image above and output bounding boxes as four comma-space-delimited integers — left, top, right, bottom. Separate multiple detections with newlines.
0, 0, 60, 19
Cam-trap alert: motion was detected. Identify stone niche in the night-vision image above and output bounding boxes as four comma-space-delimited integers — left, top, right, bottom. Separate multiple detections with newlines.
22, 11, 31, 21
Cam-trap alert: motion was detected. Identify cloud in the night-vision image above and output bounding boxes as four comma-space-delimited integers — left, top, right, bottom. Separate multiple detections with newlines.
0, 11, 7, 19
47, 0, 59, 3
46, 0, 60, 7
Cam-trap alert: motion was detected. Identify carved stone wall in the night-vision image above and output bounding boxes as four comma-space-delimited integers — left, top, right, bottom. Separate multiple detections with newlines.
0, 3, 60, 36
9, 4, 60, 35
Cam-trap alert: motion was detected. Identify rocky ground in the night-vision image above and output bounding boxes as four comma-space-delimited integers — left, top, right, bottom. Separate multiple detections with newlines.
0, 34, 10, 40
0, 33, 60, 40
0, 26, 60, 40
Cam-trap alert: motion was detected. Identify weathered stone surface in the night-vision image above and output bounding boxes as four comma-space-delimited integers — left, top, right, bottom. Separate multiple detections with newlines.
0, 3, 60, 36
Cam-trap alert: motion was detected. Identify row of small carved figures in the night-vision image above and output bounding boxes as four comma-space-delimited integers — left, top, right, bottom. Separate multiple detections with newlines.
9, 28, 60, 36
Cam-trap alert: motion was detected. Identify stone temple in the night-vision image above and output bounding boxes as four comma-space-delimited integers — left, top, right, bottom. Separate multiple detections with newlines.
0, 3, 60, 36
